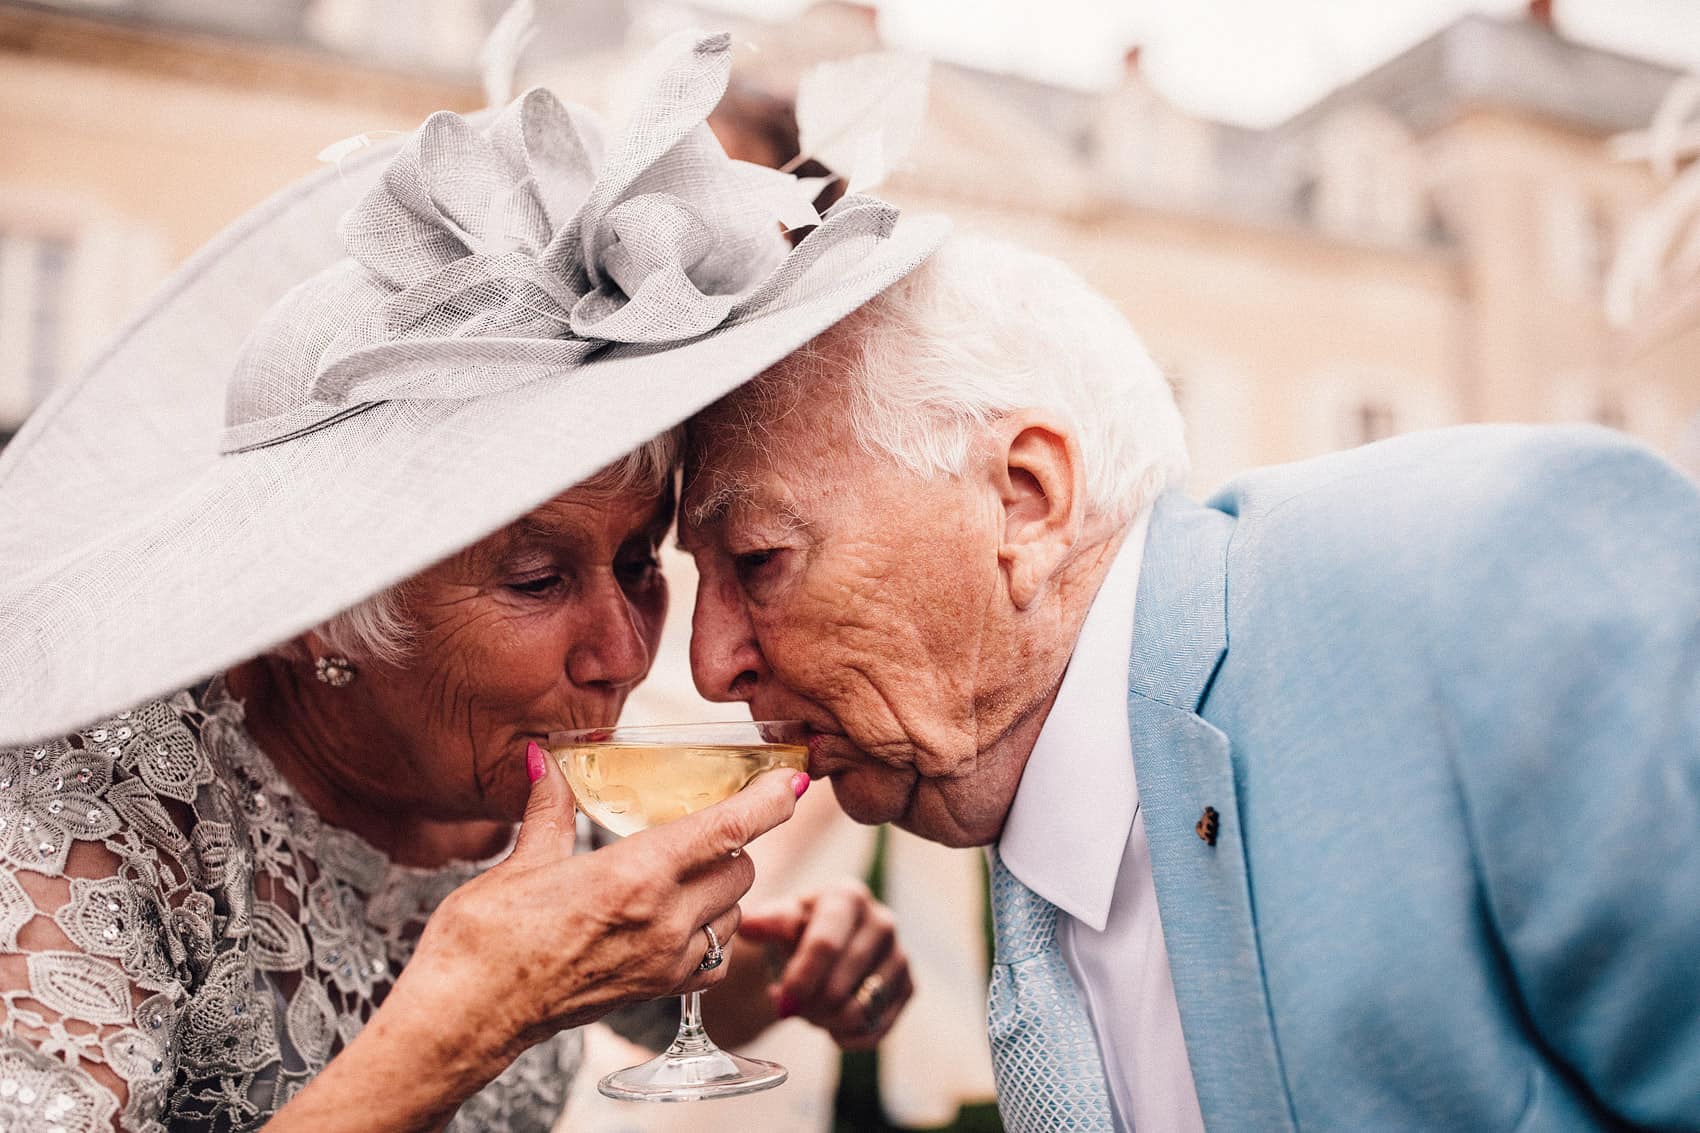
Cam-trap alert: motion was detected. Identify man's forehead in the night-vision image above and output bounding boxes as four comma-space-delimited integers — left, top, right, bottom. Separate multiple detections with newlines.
683, 415, 788, 515
680, 468, 787, 531
681, 346, 863, 533
689, 342, 855, 453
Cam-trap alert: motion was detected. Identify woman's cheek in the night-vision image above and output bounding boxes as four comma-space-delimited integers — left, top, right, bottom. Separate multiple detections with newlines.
495, 607, 574, 682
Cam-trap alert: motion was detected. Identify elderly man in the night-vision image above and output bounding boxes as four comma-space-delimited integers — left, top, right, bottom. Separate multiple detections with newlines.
678, 234, 1700, 1132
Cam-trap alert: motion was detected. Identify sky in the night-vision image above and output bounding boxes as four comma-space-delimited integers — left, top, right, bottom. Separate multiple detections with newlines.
694, 0, 1700, 127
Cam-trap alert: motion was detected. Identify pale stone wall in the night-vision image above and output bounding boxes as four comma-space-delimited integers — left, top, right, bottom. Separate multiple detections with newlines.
0, 7, 477, 428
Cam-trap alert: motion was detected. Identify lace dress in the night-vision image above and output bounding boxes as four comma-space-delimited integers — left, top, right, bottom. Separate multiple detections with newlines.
0, 681, 580, 1132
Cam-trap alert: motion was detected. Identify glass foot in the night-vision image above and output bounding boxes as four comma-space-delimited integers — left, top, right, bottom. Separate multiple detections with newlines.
597, 1045, 787, 1102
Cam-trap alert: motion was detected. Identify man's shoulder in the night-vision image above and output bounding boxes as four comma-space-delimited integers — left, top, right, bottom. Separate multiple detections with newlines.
1208, 424, 1695, 572
1214, 423, 1674, 515
1175, 429, 1700, 1132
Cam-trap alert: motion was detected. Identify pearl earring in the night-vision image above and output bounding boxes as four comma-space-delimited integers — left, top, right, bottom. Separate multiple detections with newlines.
313, 655, 357, 687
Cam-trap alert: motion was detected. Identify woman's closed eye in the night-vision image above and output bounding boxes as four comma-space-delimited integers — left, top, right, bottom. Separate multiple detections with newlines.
507, 573, 564, 597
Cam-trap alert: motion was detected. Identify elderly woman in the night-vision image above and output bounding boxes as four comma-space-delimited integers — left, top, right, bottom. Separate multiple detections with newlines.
0, 33, 945, 1133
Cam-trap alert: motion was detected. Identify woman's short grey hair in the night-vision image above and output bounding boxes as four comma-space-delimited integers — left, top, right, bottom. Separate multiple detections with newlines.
289, 427, 681, 667
739, 233, 1188, 529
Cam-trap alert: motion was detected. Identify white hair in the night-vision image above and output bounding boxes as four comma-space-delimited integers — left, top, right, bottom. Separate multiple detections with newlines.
287, 428, 682, 667
716, 233, 1188, 529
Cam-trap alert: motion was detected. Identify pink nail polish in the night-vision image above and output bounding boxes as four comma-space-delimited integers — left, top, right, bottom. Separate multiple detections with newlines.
791, 773, 810, 799
526, 742, 545, 784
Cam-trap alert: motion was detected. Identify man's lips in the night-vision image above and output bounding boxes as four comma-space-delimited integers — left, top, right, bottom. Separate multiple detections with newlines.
802, 728, 851, 776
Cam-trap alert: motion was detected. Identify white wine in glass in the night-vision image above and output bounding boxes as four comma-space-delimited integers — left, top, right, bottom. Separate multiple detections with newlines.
548, 720, 807, 1102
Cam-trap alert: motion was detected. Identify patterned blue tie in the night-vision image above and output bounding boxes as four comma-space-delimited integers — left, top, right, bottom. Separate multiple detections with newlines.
986, 848, 1116, 1132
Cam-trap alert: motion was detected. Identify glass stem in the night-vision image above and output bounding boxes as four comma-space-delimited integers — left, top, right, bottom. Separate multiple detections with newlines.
666, 992, 715, 1057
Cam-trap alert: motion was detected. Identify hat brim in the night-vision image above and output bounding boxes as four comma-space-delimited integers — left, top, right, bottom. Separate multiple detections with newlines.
0, 138, 947, 746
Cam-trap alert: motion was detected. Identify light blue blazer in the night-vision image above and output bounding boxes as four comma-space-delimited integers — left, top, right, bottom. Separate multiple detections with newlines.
1128, 425, 1700, 1131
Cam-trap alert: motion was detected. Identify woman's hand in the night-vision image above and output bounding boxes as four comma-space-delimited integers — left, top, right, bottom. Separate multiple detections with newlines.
406, 750, 806, 1060
738, 880, 913, 1051
269, 755, 805, 1133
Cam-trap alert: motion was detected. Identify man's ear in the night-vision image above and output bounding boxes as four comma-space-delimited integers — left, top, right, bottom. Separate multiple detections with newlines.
991, 412, 1086, 610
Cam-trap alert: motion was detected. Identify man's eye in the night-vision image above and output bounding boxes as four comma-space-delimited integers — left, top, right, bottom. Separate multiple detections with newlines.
733, 549, 779, 582
507, 574, 563, 596
615, 554, 661, 584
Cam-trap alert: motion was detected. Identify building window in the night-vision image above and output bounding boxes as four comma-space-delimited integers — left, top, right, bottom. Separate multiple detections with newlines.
1353, 401, 1397, 446
1306, 373, 1452, 459
1542, 189, 1614, 301
1163, 358, 1254, 492
1593, 398, 1627, 431
0, 230, 75, 436
1309, 110, 1426, 246
1166, 370, 1187, 415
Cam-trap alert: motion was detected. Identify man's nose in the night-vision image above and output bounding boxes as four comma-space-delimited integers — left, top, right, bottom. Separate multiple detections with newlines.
689, 569, 763, 703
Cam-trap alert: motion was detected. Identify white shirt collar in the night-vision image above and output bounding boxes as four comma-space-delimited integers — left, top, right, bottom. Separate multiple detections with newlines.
996, 509, 1151, 933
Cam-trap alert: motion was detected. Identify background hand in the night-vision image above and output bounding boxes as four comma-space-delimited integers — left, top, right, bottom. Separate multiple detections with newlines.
740, 879, 913, 1051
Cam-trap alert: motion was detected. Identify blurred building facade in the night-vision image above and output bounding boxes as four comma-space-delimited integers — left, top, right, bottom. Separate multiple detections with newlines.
4, 0, 1697, 490
10, 2, 1690, 695
621, 0, 1700, 493
0, 0, 495, 435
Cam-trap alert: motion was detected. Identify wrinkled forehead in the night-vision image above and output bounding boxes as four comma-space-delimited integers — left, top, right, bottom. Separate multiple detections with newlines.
683, 372, 825, 509
678, 422, 792, 536
694, 309, 870, 446
688, 354, 820, 450
681, 315, 880, 535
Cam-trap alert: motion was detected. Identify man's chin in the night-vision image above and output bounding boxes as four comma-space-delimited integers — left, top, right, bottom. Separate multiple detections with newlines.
891, 812, 993, 849
824, 767, 912, 827
887, 782, 1002, 849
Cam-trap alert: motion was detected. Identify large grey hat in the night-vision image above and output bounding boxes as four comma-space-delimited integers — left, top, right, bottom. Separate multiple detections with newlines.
0, 31, 946, 747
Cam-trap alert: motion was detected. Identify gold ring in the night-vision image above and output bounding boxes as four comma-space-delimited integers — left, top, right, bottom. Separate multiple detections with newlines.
853, 971, 890, 1030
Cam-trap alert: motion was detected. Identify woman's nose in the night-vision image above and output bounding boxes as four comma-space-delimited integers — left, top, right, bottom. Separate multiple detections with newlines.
689, 570, 762, 703
567, 578, 652, 690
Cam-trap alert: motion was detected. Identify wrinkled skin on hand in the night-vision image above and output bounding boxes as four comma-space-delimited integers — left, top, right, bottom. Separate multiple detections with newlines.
742, 878, 913, 1051
410, 764, 801, 1058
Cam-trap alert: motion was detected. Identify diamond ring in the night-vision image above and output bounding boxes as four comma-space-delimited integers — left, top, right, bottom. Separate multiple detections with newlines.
698, 924, 725, 972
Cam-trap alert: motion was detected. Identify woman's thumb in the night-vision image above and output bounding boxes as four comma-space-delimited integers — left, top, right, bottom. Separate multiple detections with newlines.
512, 741, 577, 855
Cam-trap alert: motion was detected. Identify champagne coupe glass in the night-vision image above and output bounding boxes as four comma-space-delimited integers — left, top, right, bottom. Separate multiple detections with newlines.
548, 720, 808, 1102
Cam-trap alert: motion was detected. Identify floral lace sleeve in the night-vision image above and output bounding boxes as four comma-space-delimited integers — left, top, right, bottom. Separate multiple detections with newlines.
1, 687, 579, 1133
0, 713, 199, 1133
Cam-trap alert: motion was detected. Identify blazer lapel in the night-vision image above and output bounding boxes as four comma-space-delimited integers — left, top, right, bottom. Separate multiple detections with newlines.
1127, 493, 1295, 1132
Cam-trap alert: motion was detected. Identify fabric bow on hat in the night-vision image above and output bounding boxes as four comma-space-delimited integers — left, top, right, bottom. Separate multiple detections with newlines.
222, 30, 900, 454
